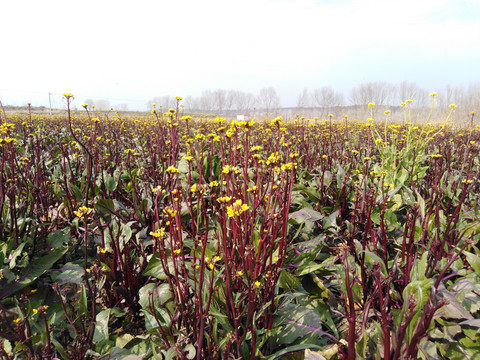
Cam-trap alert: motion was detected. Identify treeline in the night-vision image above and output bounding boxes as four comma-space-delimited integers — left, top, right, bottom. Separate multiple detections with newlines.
147, 81, 480, 122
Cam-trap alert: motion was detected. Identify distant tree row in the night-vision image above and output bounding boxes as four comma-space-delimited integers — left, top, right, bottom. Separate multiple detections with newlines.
147, 87, 281, 117
145, 81, 480, 121
83, 98, 129, 111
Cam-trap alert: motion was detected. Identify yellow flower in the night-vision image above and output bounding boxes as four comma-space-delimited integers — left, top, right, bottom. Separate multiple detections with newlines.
226, 199, 249, 217
237, 270, 244, 276
166, 166, 180, 173
429, 92, 438, 97
247, 185, 258, 192
62, 93, 74, 99
222, 165, 231, 174
152, 186, 165, 195
74, 206, 93, 218
254, 280, 261, 288
368, 102, 375, 108
271, 116, 282, 125
150, 228, 166, 239
449, 104, 457, 109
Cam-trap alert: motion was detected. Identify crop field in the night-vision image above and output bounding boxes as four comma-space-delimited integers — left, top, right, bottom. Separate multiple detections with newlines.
1, 94, 480, 359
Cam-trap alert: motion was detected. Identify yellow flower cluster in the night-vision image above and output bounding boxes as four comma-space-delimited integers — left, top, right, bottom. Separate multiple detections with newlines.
226, 199, 249, 217
150, 227, 166, 239
205, 255, 221, 270
74, 206, 93, 218
166, 166, 180, 173
217, 196, 232, 203
281, 162, 293, 171
266, 152, 280, 165
271, 116, 282, 126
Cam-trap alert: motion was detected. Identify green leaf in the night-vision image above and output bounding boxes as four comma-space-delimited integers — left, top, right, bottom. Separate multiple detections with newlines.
138, 282, 172, 330
7, 242, 26, 269
459, 319, 480, 327
0, 241, 6, 265
451, 278, 480, 314
402, 278, 433, 342
76, 284, 89, 320
264, 344, 324, 360
360, 249, 387, 276
51, 262, 84, 285
463, 221, 480, 238
278, 270, 300, 291
289, 208, 324, 225
184, 344, 196, 360
93, 309, 111, 342
70, 183, 83, 201
293, 184, 322, 203
396, 167, 409, 185
389, 194, 403, 212
295, 263, 324, 277
0, 247, 69, 299
464, 251, 480, 274
47, 228, 71, 249
105, 174, 118, 192
322, 211, 339, 230
95, 199, 115, 216
144, 253, 171, 280
415, 190, 426, 220
410, 251, 428, 281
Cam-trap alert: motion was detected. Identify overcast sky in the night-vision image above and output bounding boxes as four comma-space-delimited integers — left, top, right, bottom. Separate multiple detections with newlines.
1, 0, 479, 110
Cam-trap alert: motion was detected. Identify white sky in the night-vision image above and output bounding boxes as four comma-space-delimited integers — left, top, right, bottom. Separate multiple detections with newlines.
1, 0, 479, 110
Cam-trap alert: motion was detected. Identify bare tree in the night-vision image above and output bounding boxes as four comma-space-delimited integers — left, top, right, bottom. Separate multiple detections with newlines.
296, 88, 311, 114
225, 90, 236, 114
183, 95, 200, 113
244, 92, 257, 115
257, 87, 280, 118
115, 103, 128, 111
199, 90, 214, 114
95, 99, 111, 111
84, 98, 95, 111
312, 86, 345, 117
463, 82, 480, 114
397, 81, 428, 107
147, 96, 175, 110
350, 82, 396, 106
213, 89, 227, 114
350, 81, 396, 118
